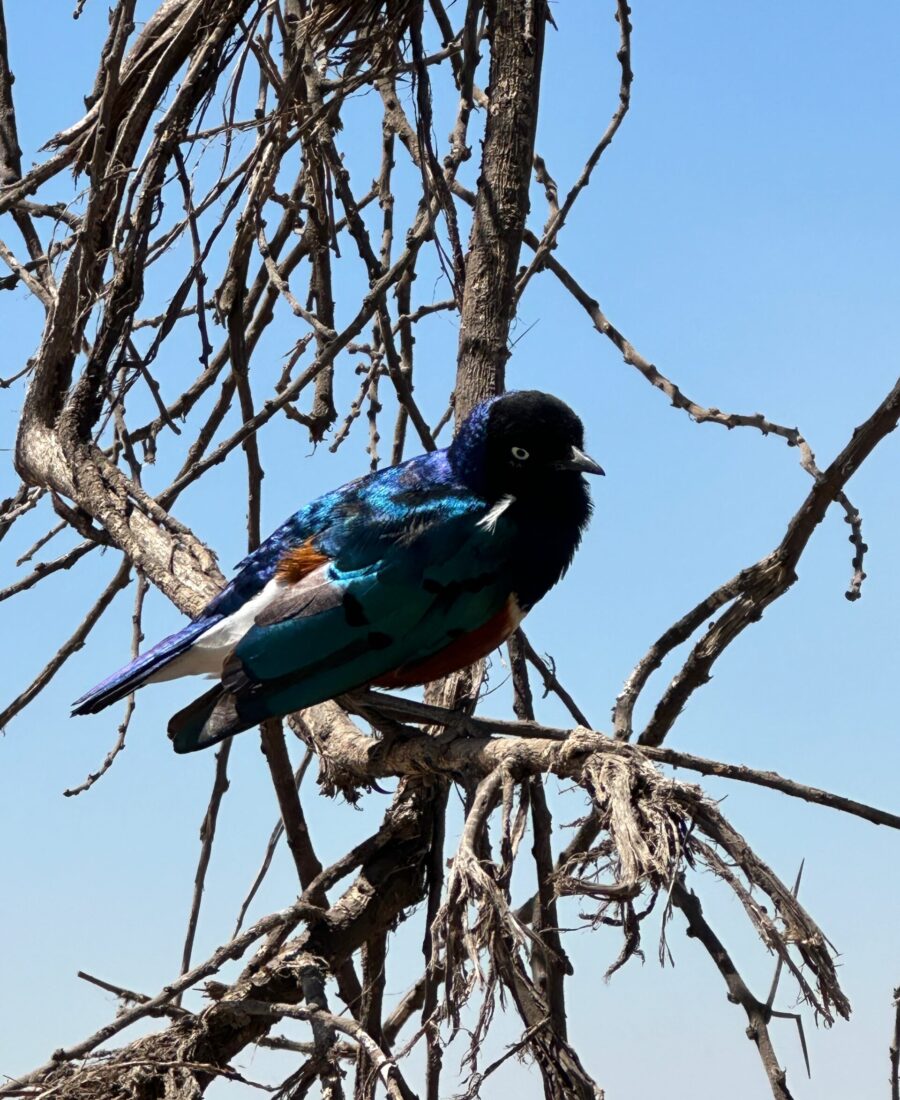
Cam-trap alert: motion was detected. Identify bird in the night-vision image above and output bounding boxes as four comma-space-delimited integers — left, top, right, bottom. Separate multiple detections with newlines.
72, 390, 603, 753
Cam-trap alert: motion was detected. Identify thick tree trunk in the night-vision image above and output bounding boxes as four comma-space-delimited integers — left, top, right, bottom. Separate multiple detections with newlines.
455, 0, 547, 417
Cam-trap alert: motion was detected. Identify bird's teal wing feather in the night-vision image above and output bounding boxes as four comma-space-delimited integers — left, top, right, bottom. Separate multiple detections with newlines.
169, 487, 516, 752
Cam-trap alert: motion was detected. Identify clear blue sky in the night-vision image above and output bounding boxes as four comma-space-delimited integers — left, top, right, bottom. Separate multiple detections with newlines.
2, 2, 900, 1097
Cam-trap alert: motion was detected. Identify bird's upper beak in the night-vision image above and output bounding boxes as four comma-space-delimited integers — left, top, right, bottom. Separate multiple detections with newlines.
558, 446, 605, 476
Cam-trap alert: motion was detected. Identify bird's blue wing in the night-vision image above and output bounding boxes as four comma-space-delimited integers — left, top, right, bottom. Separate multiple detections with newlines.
73, 452, 463, 716
168, 478, 517, 752
202, 450, 461, 618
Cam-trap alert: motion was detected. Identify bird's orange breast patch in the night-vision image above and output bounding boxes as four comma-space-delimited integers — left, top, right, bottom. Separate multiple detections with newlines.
275, 539, 331, 584
376, 596, 523, 688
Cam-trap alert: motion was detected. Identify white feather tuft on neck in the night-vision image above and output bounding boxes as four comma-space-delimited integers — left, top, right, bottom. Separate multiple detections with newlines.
476, 494, 515, 534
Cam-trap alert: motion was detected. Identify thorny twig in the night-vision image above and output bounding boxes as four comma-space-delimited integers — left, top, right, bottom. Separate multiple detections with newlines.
892, 986, 900, 1100
63, 574, 148, 796
514, 0, 633, 300
673, 879, 797, 1100
178, 739, 233, 991
232, 746, 313, 936
534, 241, 869, 606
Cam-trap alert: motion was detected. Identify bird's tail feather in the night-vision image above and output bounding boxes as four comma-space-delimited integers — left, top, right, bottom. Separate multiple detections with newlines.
168, 686, 253, 753
71, 616, 218, 716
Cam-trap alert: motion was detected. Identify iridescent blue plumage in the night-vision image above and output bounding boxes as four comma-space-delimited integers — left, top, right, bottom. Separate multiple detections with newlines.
201, 450, 465, 616
72, 391, 602, 752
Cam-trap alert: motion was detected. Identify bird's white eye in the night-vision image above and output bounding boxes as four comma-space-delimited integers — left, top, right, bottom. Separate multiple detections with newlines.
511, 446, 530, 461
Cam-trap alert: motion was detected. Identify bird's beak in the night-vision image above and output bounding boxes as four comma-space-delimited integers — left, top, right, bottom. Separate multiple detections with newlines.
560, 446, 605, 476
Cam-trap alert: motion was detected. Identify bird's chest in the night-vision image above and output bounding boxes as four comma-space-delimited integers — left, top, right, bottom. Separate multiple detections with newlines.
498, 507, 584, 611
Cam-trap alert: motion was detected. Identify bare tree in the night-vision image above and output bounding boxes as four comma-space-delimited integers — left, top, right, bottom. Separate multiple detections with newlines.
1, 2, 897, 1098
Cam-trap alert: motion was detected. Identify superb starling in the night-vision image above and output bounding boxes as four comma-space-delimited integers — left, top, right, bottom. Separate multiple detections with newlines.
73, 390, 603, 751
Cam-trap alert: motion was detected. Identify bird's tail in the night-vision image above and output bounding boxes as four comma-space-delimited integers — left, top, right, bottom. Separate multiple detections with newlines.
71, 617, 218, 716
167, 686, 255, 753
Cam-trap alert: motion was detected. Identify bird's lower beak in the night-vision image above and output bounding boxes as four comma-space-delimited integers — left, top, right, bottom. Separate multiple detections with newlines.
560, 446, 605, 476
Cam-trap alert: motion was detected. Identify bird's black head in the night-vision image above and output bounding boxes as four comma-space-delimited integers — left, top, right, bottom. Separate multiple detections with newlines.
450, 390, 603, 501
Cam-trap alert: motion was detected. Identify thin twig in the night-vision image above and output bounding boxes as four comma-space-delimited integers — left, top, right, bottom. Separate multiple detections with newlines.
673, 879, 795, 1100
232, 747, 313, 937
533, 238, 869, 607
514, 0, 632, 299
0, 559, 130, 729
178, 739, 233, 992
64, 575, 148, 796
892, 986, 900, 1100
